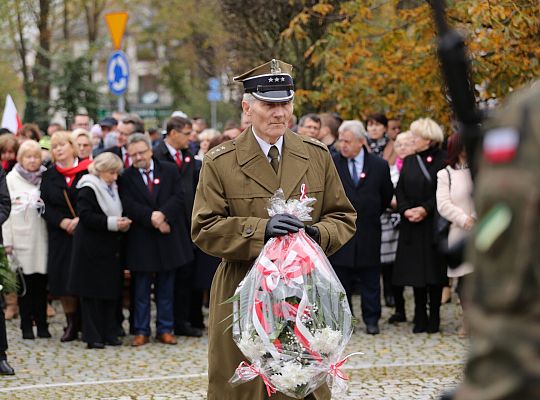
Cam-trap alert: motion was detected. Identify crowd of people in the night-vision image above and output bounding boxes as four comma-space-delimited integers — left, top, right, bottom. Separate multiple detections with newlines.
0, 104, 474, 375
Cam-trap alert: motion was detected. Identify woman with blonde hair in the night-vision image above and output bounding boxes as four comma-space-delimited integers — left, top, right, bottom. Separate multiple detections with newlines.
40, 131, 91, 342
384, 131, 415, 323
69, 152, 131, 348
393, 118, 447, 333
71, 129, 93, 160
3, 140, 49, 339
196, 129, 221, 160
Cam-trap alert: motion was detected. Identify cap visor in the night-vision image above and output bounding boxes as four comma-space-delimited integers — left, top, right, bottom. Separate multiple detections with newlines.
252, 90, 294, 103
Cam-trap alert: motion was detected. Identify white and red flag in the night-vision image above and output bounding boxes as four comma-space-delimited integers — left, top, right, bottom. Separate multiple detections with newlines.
1, 95, 22, 134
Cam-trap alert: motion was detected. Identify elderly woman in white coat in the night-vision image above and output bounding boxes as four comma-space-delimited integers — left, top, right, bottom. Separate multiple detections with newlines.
436, 133, 475, 337
2, 140, 49, 339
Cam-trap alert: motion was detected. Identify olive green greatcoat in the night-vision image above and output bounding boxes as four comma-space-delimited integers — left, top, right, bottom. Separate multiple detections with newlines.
192, 128, 356, 400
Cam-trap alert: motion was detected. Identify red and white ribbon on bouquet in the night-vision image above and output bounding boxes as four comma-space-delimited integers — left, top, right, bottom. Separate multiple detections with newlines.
235, 361, 277, 397
257, 249, 304, 292
328, 352, 364, 381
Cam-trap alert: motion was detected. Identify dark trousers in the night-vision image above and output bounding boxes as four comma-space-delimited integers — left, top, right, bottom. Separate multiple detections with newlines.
0, 297, 7, 359
413, 285, 443, 327
173, 262, 195, 330
132, 270, 175, 336
19, 273, 48, 332
381, 262, 394, 299
81, 297, 117, 344
188, 288, 204, 329
392, 285, 405, 314
334, 265, 381, 326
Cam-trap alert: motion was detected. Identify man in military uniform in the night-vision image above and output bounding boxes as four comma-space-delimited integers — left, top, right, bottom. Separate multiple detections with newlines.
452, 80, 540, 400
191, 59, 357, 400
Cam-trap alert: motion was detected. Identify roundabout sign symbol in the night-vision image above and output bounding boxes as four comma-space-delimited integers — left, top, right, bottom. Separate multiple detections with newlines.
107, 51, 129, 96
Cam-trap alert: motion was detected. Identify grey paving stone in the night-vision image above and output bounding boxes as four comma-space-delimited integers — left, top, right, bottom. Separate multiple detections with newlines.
1, 290, 467, 399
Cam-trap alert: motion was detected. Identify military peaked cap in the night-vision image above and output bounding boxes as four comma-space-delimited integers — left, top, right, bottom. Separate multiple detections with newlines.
233, 59, 294, 103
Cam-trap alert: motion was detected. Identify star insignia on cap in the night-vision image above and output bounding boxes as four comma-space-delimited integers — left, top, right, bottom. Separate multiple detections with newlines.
268, 78, 274, 82
281, 77, 285, 82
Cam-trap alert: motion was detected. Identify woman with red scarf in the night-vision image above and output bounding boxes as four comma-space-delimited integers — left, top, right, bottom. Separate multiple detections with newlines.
40, 131, 91, 342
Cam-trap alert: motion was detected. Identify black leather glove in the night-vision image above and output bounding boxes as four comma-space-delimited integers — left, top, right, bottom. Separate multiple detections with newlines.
304, 225, 320, 244
264, 214, 304, 242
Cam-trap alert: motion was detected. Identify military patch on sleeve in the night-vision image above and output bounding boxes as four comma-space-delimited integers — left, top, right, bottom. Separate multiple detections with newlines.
302, 136, 328, 151
475, 203, 512, 252
205, 142, 236, 160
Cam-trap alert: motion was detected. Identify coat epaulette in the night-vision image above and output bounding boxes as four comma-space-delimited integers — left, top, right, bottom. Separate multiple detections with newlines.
205, 141, 236, 160
301, 136, 329, 152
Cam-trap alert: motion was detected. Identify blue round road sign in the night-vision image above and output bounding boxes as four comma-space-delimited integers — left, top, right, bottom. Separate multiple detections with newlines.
107, 51, 129, 96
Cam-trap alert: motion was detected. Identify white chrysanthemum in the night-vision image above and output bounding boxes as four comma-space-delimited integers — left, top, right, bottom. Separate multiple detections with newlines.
238, 332, 267, 360
271, 361, 313, 390
310, 327, 342, 355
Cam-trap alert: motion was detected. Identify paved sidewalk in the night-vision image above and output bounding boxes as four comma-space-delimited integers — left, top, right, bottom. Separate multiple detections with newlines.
0, 291, 467, 399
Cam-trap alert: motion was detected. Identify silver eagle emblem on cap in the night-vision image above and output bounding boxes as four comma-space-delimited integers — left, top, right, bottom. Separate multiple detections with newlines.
270, 59, 281, 74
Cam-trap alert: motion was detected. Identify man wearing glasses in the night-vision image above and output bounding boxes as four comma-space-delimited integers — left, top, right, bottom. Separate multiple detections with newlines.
118, 133, 193, 346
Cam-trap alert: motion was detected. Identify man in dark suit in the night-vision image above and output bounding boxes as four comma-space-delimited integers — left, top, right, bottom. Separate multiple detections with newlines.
330, 120, 393, 335
153, 116, 203, 337
118, 133, 193, 346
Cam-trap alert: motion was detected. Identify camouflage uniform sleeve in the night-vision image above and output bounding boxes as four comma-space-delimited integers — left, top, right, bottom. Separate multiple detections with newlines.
312, 149, 357, 256
191, 157, 266, 261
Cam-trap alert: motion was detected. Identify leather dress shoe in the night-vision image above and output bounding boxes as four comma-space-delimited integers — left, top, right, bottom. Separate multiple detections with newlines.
0, 359, 15, 375
388, 312, 407, 324
87, 342, 105, 349
175, 323, 203, 338
37, 327, 52, 338
131, 335, 149, 347
105, 337, 122, 346
366, 324, 380, 335
22, 329, 35, 340
157, 332, 177, 345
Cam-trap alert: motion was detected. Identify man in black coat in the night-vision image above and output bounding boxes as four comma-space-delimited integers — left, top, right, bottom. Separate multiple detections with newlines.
329, 120, 393, 335
118, 133, 193, 346
153, 116, 203, 337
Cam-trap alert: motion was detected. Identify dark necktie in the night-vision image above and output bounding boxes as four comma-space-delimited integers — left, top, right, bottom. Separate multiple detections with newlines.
144, 170, 154, 193
124, 152, 130, 168
350, 159, 359, 185
175, 151, 183, 169
268, 145, 279, 174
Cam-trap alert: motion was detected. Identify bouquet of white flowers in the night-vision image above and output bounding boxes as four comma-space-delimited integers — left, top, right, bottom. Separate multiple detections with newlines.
228, 189, 359, 398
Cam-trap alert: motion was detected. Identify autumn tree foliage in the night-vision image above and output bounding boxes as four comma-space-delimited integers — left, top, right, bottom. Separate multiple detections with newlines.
285, 0, 539, 129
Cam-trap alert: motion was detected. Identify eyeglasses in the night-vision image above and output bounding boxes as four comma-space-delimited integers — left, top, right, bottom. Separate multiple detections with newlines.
128, 148, 150, 159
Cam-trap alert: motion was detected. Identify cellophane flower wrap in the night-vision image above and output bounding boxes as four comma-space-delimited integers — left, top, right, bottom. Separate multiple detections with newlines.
229, 189, 355, 398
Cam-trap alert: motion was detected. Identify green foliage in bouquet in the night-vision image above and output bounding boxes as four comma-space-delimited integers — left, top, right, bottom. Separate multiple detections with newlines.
0, 246, 18, 293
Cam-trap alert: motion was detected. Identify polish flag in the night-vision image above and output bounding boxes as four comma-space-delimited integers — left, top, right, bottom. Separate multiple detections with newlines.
1, 95, 22, 134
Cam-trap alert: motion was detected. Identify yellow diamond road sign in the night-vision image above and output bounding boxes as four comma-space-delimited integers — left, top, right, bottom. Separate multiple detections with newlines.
105, 12, 129, 50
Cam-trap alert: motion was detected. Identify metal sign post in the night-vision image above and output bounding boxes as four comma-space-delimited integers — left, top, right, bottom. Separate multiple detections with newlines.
207, 77, 222, 128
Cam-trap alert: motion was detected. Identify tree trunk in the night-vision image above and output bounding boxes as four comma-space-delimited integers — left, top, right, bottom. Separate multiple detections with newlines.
32, 0, 51, 127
